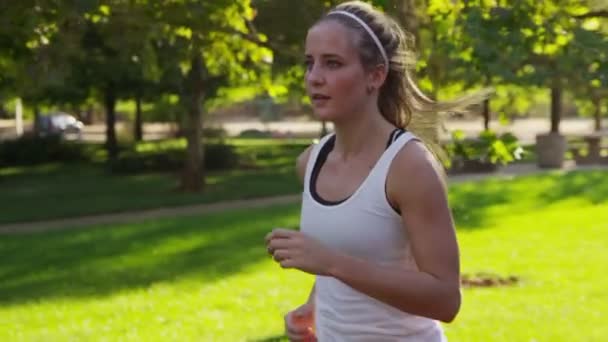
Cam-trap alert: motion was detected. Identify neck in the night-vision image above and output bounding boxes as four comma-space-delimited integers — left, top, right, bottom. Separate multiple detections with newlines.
332, 106, 395, 160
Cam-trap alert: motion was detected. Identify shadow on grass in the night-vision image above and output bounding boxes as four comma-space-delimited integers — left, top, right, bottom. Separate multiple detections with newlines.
540, 169, 608, 205
449, 169, 608, 230
449, 181, 513, 230
2, 169, 607, 306
0, 204, 301, 306
0, 162, 300, 224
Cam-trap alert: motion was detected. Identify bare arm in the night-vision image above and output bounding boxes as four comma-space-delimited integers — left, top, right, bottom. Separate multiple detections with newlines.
325, 141, 460, 322
297, 145, 316, 304
296, 144, 313, 184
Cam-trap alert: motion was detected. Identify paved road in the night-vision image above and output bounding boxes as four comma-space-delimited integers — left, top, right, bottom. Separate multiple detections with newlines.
2, 118, 606, 144
213, 118, 606, 144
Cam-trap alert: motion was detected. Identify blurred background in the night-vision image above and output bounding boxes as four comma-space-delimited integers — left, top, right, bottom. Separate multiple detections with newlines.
1, 1, 607, 341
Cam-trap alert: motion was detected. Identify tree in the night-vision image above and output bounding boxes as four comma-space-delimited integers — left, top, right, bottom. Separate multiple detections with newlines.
73, 2, 160, 159
459, 1, 608, 129
152, 0, 273, 191
0, 1, 92, 130
0, 0, 157, 152
252, 0, 335, 137
568, 24, 608, 131
450, 0, 608, 167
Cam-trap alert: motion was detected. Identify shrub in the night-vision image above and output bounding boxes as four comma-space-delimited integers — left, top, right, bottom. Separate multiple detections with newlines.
203, 127, 228, 139
0, 135, 90, 166
108, 142, 239, 174
446, 130, 524, 172
204, 143, 239, 170
238, 129, 272, 138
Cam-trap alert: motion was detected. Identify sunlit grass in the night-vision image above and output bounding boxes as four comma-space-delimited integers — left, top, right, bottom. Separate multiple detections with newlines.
1, 170, 607, 341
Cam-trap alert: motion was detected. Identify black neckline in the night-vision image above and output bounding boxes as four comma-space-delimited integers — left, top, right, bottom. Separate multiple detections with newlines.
310, 128, 405, 206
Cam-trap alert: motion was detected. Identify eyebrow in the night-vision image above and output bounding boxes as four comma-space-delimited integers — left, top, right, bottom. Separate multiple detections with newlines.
304, 53, 343, 59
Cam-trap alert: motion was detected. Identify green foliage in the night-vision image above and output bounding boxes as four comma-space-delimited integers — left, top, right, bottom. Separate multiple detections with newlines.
150, 0, 274, 96
446, 129, 524, 168
0, 1, 92, 107
203, 127, 229, 140
108, 136, 308, 174
0, 136, 92, 166
109, 143, 239, 174
250, 0, 332, 101
143, 94, 182, 122
2, 0, 607, 135
455, 1, 608, 88
238, 129, 273, 139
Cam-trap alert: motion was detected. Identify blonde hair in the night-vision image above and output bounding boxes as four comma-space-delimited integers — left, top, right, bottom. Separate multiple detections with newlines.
318, 1, 491, 160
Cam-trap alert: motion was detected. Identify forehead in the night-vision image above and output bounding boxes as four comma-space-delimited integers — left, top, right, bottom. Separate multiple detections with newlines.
305, 20, 358, 57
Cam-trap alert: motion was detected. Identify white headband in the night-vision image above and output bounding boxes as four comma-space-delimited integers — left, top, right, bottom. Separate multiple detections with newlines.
327, 10, 389, 73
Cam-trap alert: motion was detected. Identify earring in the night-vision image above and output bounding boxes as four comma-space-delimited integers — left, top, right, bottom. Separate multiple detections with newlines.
367, 85, 375, 94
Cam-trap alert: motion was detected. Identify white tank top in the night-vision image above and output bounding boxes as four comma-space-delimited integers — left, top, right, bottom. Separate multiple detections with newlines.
300, 131, 446, 341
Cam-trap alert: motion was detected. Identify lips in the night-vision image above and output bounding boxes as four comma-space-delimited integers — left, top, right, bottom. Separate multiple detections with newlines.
311, 94, 331, 108
311, 93, 331, 100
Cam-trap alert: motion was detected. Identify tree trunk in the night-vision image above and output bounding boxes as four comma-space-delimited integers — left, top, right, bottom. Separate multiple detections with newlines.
482, 98, 490, 131
134, 93, 143, 142
593, 96, 602, 132
180, 54, 205, 192
82, 105, 93, 125
550, 86, 562, 134
33, 104, 41, 135
104, 83, 118, 160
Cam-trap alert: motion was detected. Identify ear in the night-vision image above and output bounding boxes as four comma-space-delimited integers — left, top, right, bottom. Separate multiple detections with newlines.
366, 64, 387, 92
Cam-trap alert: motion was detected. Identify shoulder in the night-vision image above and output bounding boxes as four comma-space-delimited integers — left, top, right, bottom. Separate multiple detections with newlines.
296, 134, 334, 184
393, 139, 445, 180
296, 144, 315, 184
387, 139, 448, 208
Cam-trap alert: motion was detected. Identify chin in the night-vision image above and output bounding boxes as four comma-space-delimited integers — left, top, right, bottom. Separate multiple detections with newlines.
312, 107, 344, 123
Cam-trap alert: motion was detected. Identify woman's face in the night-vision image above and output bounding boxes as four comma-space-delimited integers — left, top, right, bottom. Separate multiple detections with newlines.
304, 20, 371, 123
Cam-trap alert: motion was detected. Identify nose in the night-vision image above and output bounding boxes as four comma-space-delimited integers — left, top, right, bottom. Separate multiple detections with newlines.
306, 63, 324, 88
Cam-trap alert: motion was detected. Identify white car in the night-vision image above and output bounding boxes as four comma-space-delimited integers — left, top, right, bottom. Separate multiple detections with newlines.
37, 113, 84, 140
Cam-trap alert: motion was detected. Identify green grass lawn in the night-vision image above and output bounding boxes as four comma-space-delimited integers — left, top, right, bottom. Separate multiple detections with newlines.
1, 170, 607, 341
0, 163, 301, 224
0, 138, 309, 224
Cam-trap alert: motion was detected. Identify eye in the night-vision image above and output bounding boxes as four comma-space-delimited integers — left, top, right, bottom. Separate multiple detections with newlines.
326, 60, 342, 69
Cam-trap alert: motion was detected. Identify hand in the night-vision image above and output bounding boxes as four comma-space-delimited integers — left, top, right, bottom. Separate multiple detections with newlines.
285, 303, 316, 342
265, 228, 337, 276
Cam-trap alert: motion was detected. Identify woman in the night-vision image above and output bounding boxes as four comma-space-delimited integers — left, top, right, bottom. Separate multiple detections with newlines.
265, 1, 487, 341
